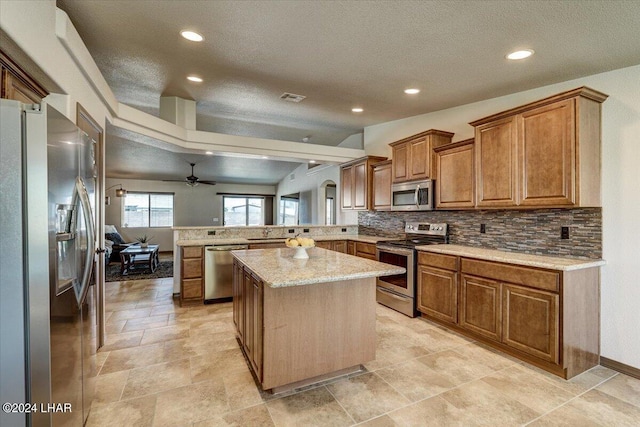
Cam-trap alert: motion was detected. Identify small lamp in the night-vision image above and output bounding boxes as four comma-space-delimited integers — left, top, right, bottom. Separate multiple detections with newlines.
105, 184, 127, 205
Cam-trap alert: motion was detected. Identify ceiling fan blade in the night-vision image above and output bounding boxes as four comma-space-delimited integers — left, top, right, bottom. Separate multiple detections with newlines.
162, 179, 189, 182
199, 181, 217, 185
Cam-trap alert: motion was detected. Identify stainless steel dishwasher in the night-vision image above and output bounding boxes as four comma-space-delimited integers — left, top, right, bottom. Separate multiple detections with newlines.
204, 244, 248, 303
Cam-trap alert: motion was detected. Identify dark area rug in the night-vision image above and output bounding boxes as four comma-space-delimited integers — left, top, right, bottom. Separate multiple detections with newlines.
105, 261, 173, 282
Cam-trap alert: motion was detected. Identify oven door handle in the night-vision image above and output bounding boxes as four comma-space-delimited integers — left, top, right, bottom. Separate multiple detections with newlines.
377, 287, 408, 301
376, 246, 414, 256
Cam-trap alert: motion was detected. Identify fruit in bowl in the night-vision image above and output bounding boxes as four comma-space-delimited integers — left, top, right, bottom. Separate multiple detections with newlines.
286, 236, 315, 248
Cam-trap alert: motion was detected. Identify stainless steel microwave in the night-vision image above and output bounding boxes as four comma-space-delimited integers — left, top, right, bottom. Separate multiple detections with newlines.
391, 179, 434, 211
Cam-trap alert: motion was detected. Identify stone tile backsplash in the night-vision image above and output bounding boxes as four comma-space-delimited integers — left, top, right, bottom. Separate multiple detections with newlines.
358, 208, 602, 259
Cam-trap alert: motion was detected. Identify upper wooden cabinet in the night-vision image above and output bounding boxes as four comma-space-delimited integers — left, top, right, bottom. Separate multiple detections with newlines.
340, 156, 387, 210
434, 139, 475, 209
470, 87, 608, 208
1, 51, 47, 103
372, 160, 392, 211
389, 129, 454, 183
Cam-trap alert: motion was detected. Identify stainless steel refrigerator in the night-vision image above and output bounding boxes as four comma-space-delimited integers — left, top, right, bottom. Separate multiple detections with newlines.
1, 99, 98, 426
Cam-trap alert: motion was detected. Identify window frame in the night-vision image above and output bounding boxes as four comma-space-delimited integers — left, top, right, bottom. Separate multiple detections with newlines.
121, 191, 175, 228
223, 195, 266, 226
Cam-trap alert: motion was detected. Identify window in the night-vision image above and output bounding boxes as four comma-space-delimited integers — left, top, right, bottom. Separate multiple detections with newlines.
223, 196, 265, 226
279, 196, 299, 225
326, 197, 335, 225
122, 192, 174, 228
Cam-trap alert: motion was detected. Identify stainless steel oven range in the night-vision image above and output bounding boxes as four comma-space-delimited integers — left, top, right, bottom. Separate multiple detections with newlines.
376, 222, 448, 317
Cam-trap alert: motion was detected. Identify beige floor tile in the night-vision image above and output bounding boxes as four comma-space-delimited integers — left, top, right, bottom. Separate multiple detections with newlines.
149, 304, 189, 316
152, 377, 229, 427
412, 328, 472, 352
387, 395, 473, 426
480, 364, 576, 413
223, 370, 264, 411
266, 386, 354, 427
355, 414, 399, 427
105, 320, 126, 335
122, 359, 192, 400
193, 403, 274, 427
189, 318, 236, 337
416, 349, 495, 385
122, 314, 170, 332
595, 373, 640, 408
101, 330, 143, 352
105, 301, 139, 312
518, 363, 617, 395
452, 342, 520, 371
160, 335, 235, 363
364, 346, 429, 372
100, 343, 166, 375
529, 389, 640, 426
139, 324, 190, 345
86, 395, 157, 427
376, 358, 457, 402
440, 380, 540, 425
326, 372, 410, 423
96, 350, 110, 374
107, 307, 153, 322
92, 370, 129, 407
190, 348, 248, 383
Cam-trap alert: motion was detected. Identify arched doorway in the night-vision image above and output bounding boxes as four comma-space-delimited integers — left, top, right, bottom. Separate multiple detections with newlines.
319, 180, 337, 225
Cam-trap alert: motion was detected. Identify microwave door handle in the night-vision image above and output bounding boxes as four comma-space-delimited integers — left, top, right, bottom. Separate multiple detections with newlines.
414, 185, 420, 208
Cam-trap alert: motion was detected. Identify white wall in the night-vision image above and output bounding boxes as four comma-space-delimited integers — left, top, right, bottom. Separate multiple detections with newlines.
106, 178, 276, 250
276, 163, 358, 225
364, 65, 640, 370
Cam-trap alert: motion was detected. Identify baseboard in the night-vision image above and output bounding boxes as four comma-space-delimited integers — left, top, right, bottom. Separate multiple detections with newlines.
600, 356, 640, 380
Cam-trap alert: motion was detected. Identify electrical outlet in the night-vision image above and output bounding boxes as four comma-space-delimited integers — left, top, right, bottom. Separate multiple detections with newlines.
342, 228, 347, 232
207, 230, 216, 236
561, 226, 570, 239
480, 224, 486, 233
303, 228, 309, 233
288, 229, 295, 233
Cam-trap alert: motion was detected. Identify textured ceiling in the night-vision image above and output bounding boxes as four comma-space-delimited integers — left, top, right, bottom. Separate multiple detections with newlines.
57, 0, 640, 182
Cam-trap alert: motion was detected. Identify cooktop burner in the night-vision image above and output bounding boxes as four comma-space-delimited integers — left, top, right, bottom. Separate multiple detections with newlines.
378, 222, 448, 249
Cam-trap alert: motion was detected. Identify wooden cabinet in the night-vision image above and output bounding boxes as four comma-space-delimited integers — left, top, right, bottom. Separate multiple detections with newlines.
248, 242, 284, 249
250, 272, 264, 379
232, 259, 244, 341
316, 240, 348, 253
180, 246, 204, 306
340, 156, 387, 210
390, 130, 454, 183
354, 241, 377, 260
372, 160, 392, 211
347, 241, 356, 256
1, 51, 47, 103
417, 253, 458, 324
460, 274, 501, 341
434, 139, 475, 209
470, 87, 608, 208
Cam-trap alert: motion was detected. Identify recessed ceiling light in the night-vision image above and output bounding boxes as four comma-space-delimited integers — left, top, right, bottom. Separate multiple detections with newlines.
302, 136, 310, 143
187, 75, 203, 82
404, 88, 420, 94
261, 156, 269, 159
309, 160, 316, 164
180, 31, 203, 42
352, 107, 363, 113
506, 49, 534, 60
205, 151, 213, 155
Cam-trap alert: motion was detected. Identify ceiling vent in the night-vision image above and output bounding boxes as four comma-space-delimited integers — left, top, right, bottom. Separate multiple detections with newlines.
280, 93, 306, 103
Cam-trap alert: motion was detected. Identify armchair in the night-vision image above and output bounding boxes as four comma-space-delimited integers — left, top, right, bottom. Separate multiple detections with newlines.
105, 225, 134, 263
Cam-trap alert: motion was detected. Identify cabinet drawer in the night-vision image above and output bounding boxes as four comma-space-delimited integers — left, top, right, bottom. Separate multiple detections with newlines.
355, 242, 376, 255
182, 258, 203, 279
461, 258, 559, 292
182, 246, 203, 258
182, 279, 203, 299
418, 252, 458, 271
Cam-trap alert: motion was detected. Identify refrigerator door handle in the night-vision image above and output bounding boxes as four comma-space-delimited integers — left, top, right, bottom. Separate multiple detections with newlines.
74, 176, 96, 305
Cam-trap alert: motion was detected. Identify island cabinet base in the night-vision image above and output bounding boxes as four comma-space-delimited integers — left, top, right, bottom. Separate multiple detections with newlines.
234, 260, 377, 392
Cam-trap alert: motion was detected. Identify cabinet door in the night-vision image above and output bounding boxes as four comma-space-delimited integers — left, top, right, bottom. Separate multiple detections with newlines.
233, 260, 243, 339
409, 137, 429, 180
333, 240, 347, 253
373, 162, 392, 210
502, 284, 559, 363
347, 241, 356, 256
519, 99, 575, 206
243, 269, 254, 361
391, 142, 409, 182
476, 116, 518, 207
251, 274, 263, 380
353, 161, 368, 210
460, 275, 501, 341
341, 165, 354, 209
417, 266, 458, 324
315, 241, 332, 250
436, 140, 475, 209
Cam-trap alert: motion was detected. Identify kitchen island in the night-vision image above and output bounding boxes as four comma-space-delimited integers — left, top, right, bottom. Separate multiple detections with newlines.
232, 247, 404, 393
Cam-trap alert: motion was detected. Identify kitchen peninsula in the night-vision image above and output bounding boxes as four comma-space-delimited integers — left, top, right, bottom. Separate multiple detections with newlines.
232, 247, 404, 393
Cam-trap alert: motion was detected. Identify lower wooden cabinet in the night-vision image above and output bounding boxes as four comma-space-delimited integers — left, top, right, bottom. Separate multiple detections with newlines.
316, 240, 349, 253
417, 249, 599, 379
180, 246, 203, 306
417, 266, 458, 324
347, 241, 356, 256
237, 266, 264, 380
354, 242, 377, 260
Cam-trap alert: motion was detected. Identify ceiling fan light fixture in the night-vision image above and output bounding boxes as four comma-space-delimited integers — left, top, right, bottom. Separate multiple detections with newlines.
205, 151, 213, 155
351, 107, 363, 113
180, 30, 203, 42
506, 49, 534, 60
404, 88, 420, 94
187, 75, 203, 82
186, 181, 199, 187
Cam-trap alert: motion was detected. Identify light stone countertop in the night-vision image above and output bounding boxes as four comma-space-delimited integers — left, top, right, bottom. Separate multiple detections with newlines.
416, 244, 605, 271
232, 247, 405, 288
175, 234, 395, 247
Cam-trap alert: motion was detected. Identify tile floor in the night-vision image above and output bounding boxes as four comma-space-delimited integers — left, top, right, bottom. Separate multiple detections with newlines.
88, 277, 640, 426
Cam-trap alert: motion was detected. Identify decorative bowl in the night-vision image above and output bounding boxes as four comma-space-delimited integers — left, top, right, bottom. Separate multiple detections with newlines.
292, 245, 314, 259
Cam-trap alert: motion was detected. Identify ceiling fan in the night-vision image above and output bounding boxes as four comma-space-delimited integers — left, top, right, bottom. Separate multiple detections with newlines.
163, 162, 216, 187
